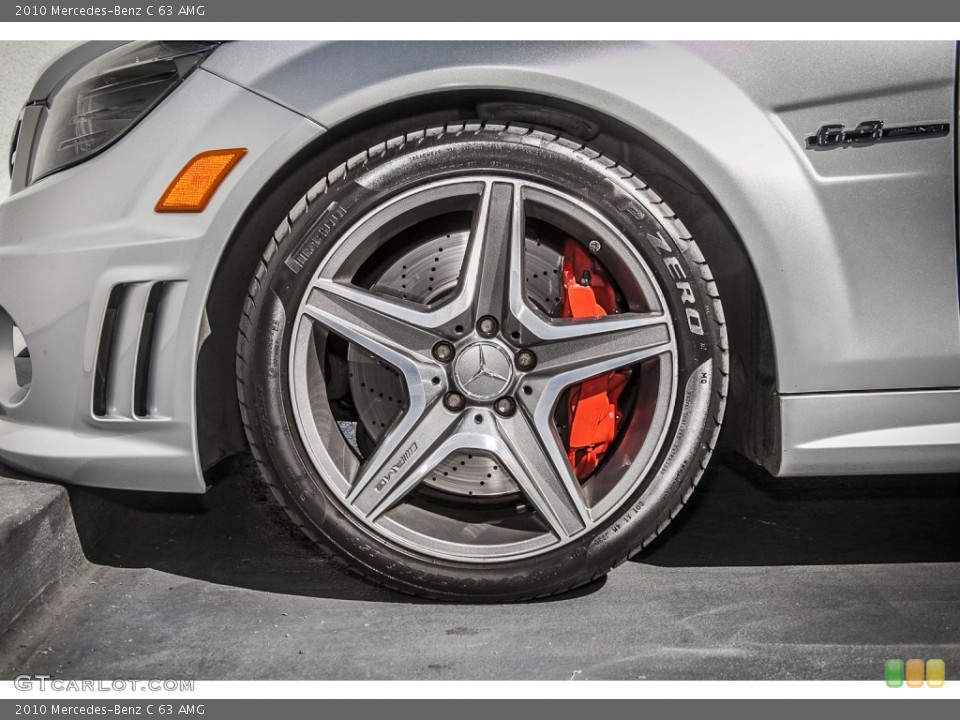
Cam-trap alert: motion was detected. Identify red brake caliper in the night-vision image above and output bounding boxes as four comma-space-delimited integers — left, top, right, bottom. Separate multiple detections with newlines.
560, 239, 631, 479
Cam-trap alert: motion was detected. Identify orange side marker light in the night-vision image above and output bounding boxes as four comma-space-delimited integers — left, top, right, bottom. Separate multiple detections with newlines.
155, 148, 247, 213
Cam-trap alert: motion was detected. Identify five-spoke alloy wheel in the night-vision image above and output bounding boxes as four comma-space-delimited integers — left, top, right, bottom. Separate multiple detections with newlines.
238, 124, 727, 600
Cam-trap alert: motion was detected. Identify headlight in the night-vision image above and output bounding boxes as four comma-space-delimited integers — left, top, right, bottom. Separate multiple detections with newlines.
30, 40, 220, 183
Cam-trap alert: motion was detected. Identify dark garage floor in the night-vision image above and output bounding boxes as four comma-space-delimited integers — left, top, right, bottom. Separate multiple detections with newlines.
1, 451, 958, 680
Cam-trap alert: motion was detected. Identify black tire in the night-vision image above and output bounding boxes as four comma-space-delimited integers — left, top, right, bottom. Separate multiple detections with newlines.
237, 123, 728, 601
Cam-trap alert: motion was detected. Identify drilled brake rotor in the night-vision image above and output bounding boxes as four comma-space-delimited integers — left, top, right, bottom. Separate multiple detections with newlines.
347, 229, 563, 497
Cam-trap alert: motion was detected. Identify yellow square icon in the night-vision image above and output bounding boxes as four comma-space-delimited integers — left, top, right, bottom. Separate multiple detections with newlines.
905, 659, 925, 687
926, 659, 945, 688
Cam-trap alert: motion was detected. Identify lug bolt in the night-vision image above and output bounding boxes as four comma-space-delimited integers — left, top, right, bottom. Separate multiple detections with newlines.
588, 239, 602, 254
444, 392, 465, 412
514, 349, 537, 371
432, 341, 455, 363
493, 396, 516, 417
477, 315, 499, 337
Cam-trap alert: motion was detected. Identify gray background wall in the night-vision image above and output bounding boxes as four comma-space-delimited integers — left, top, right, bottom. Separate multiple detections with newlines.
1, 41, 77, 198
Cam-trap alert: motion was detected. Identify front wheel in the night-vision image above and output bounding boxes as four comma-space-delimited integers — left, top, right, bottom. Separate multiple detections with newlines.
237, 123, 728, 601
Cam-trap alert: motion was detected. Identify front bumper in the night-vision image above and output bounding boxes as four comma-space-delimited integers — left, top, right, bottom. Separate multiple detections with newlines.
0, 68, 320, 492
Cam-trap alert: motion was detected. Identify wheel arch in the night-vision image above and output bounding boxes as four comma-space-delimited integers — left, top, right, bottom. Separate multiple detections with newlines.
197, 87, 780, 475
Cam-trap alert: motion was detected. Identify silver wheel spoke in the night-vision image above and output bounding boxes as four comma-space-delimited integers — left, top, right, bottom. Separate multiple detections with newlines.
463, 181, 525, 321
530, 313, 673, 385
309, 276, 462, 336
495, 413, 589, 539
303, 280, 443, 368
349, 399, 455, 519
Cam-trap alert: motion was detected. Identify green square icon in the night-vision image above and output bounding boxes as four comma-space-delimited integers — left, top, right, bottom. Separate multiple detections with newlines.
886, 659, 905, 687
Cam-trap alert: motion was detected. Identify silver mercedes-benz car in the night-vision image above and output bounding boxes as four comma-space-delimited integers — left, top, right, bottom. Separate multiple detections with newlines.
1, 40, 957, 600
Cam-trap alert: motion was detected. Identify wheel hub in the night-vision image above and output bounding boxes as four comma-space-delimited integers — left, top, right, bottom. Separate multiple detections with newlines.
453, 342, 514, 401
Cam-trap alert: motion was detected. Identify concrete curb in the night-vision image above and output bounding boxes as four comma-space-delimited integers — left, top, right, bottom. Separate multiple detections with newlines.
0, 475, 86, 635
